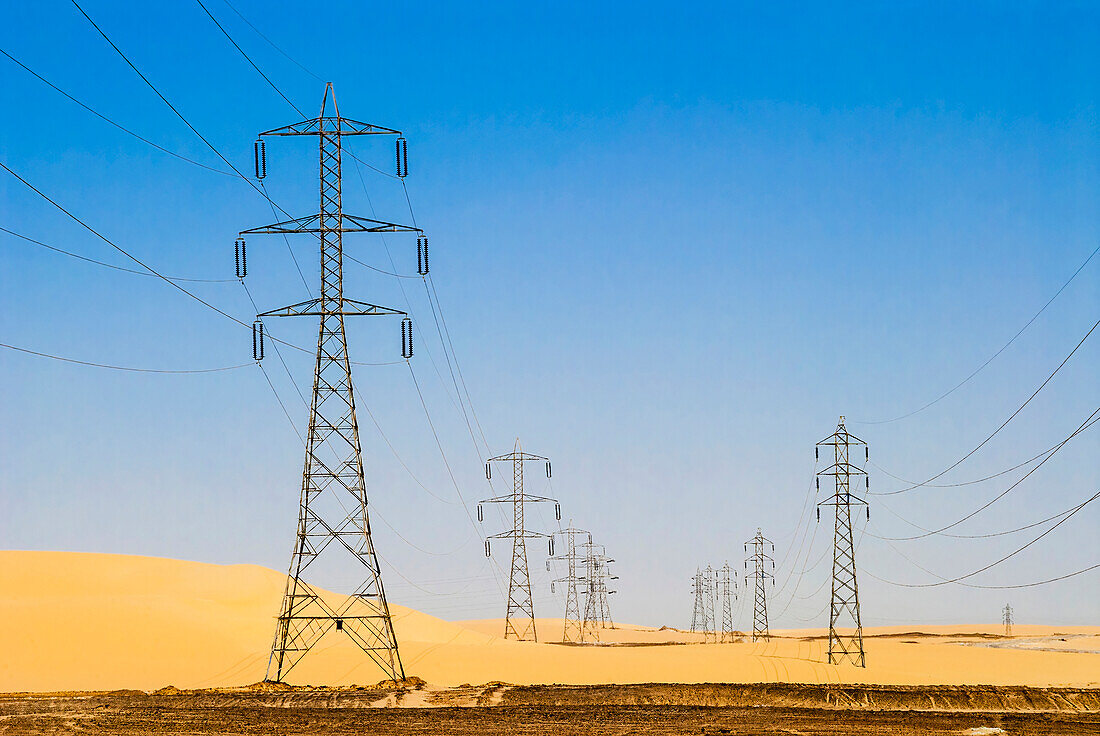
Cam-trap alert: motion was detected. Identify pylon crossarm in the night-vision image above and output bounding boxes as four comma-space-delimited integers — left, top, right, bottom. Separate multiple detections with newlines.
479, 493, 556, 504
258, 298, 407, 318
241, 212, 421, 235
818, 494, 868, 507
261, 117, 402, 137
488, 530, 551, 540
488, 451, 549, 462
817, 462, 867, 476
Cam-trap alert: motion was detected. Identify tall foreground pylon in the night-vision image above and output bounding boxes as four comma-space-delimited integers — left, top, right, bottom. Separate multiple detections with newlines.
243, 84, 420, 683
479, 440, 559, 641
816, 416, 869, 667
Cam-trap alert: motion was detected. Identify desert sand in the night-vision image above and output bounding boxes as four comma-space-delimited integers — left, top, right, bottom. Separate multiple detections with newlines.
0, 551, 1096, 693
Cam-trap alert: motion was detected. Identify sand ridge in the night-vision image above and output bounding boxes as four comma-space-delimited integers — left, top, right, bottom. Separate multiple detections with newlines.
0, 551, 1096, 692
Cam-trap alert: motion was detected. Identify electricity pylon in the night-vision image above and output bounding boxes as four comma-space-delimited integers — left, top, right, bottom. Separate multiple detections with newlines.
745, 529, 774, 642
690, 569, 706, 635
479, 440, 560, 641
1002, 603, 1014, 637
704, 564, 718, 639
816, 416, 868, 667
718, 562, 737, 642
548, 524, 588, 643
244, 84, 420, 683
581, 537, 616, 636
690, 568, 715, 642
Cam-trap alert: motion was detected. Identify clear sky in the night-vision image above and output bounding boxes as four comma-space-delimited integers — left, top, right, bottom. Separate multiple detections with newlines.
0, 1, 1097, 630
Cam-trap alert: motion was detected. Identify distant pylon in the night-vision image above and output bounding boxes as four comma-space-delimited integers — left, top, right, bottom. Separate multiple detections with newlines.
479, 439, 560, 641
690, 568, 707, 638
1002, 603, 1014, 637
548, 523, 588, 643
745, 529, 774, 642
816, 416, 868, 667
718, 562, 737, 642
704, 564, 717, 638
690, 568, 716, 642
246, 84, 419, 684
581, 536, 617, 639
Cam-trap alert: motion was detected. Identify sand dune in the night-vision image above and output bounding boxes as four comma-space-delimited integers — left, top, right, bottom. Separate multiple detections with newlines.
0, 551, 1096, 692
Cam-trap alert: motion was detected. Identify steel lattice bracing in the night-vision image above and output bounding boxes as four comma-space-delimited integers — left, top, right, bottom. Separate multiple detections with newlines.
745, 530, 774, 642
816, 415, 868, 667
243, 84, 419, 683
480, 440, 558, 641
1002, 603, 1014, 637
549, 525, 588, 643
718, 562, 736, 643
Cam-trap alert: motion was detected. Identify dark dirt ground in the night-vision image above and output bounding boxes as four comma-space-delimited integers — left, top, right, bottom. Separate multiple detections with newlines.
1, 684, 1098, 735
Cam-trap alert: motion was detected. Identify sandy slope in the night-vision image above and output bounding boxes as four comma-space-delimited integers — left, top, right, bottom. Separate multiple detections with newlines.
0, 551, 1096, 692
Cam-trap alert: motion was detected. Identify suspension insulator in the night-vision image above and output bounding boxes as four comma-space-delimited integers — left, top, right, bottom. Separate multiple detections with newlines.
815, 446, 819, 461
477, 504, 483, 522
555, 502, 561, 521
546, 560, 551, 572
416, 235, 429, 275
485, 462, 492, 480
815, 477, 820, 491
396, 137, 408, 177
867, 506, 870, 520
550, 581, 555, 593
546, 461, 552, 478
865, 446, 869, 460
866, 476, 869, 489
254, 139, 266, 179
485, 540, 491, 558
816, 507, 821, 522
548, 538, 555, 556
401, 317, 413, 358
235, 238, 247, 279
252, 320, 264, 361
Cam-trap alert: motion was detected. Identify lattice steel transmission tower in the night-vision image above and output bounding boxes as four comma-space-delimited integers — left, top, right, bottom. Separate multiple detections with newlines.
816, 416, 869, 667
548, 524, 588, 643
1002, 603, 1013, 637
718, 562, 737, 642
704, 564, 717, 640
690, 568, 715, 641
581, 537, 616, 637
479, 440, 560, 641
745, 529, 774, 642
690, 569, 705, 634
243, 84, 421, 683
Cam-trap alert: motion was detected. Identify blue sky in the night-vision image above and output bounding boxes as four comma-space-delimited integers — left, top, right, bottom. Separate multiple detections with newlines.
0, 1, 1097, 630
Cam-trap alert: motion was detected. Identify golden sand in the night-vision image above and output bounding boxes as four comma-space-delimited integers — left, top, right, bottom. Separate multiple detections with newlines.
0, 551, 1095, 692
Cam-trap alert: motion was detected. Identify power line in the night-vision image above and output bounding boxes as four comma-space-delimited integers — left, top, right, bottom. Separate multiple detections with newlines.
193, 0, 305, 117
0, 341, 251, 374
219, 0, 324, 82
875, 317, 1100, 496
854, 241, 1100, 425
868, 488, 1100, 588
872, 479, 1100, 540
0, 46, 233, 177
873, 406, 1100, 540
0, 225, 233, 283
0, 159, 311, 357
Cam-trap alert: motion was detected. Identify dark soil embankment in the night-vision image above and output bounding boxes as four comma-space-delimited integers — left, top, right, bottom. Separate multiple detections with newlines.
503, 683, 1100, 712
